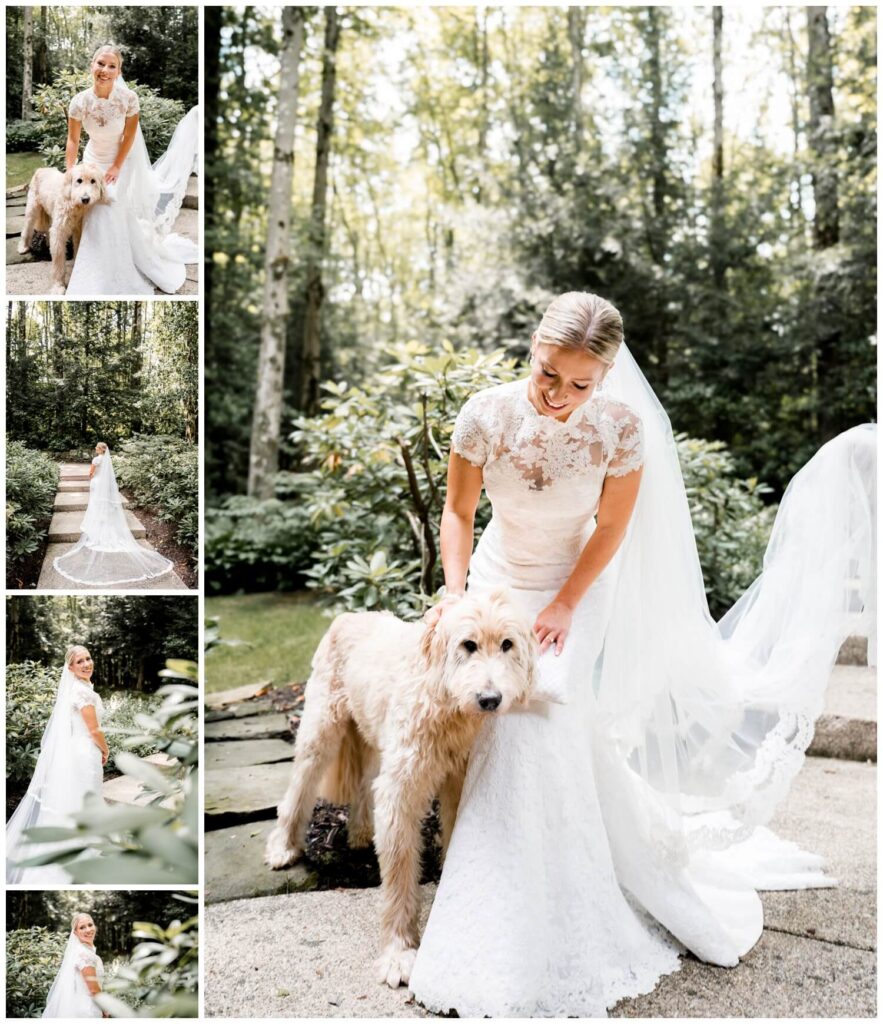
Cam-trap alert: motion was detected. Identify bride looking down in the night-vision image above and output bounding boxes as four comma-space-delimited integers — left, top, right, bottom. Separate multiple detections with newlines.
63, 43, 198, 296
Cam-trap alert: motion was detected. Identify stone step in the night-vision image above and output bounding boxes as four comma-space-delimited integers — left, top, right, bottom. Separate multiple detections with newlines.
205, 761, 293, 830
38, 541, 189, 591
54, 491, 129, 512
808, 664, 876, 762
58, 480, 91, 492
103, 753, 177, 808
183, 173, 198, 210
48, 508, 145, 543
838, 633, 869, 666
59, 463, 90, 479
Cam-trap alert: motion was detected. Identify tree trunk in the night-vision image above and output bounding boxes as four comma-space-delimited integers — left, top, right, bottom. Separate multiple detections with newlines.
645, 7, 669, 386
247, 7, 306, 498
204, 6, 222, 313
567, 7, 586, 147
711, 6, 726, 293
22, 7, 34, 120
806, 6, 839, 248
299, 7, 341, 416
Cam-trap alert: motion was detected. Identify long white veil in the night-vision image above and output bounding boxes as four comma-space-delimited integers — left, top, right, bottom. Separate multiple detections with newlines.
590, 343, 875, 962
7, 667, 85, 884
53, 448, 174, 586
42, 930, 100, 1019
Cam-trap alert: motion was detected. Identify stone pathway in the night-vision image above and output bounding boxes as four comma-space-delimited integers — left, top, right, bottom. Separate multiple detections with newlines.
103, 753, 177, 807
6, 173, 198, 295
37, 462, 188, 590
203, 637, 876, 1016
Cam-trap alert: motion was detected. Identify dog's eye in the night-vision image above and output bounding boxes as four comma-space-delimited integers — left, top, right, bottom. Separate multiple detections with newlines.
461, 640, 478, 654
90, 178, 96, 183
76, 178, 83, 184
501, 639, 513, 652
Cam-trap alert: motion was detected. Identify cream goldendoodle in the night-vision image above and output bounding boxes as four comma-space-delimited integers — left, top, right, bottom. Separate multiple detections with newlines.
265, 588, 537, 987
18, 163, 108, 294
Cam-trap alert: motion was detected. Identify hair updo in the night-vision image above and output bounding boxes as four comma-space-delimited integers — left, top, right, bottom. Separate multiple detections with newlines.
95, 442, 108, 454
71, 911, 92, 931
91, 44, 124, 68
534, 292, 623, 365
65, 644, 90, 668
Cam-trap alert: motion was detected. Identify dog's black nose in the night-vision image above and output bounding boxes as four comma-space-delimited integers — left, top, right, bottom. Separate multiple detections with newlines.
81, 196, 91, 204
477, 691, 502, 712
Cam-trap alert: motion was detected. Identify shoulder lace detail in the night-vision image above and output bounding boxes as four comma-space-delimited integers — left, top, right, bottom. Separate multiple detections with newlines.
68, 90, 89, 121
451, 392, 490, 468
606, 403, 644, 478
124, 87, 140, 117
71, 684, 98, 712
74, 946, 99, 972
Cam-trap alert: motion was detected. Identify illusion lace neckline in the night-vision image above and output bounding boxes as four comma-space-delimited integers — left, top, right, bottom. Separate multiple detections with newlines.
517, 377, 600, 429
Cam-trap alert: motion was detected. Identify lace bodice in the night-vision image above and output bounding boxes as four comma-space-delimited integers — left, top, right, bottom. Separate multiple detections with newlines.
69, 86, 140, 168
71, 681, 103, 734
73, 942, 105, 981
452, 378, 643, 590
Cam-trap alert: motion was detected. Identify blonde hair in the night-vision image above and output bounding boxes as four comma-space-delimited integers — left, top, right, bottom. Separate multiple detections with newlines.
65, 645, 90, 668
534, 292, 623, 365
71, 911, 92, 931
91, 44, 123, 68
95, 442, 108, 454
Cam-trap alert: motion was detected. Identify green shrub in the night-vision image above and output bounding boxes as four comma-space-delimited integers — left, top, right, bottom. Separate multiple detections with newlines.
114, 436, 198, 555
6, 439, 59, 568
6, 926, 69, 1018
7, 119, 44, 153
30, 73, 186, 171
5, 662, 162, 785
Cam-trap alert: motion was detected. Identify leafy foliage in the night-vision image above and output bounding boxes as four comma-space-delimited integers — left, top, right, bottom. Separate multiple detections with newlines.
114, 435, 199, 555
7, 118, 44, 152
5, 926, 70, 1019
5, 662, 161, 786
6, 439, 58, 568
18, 661, 199, 885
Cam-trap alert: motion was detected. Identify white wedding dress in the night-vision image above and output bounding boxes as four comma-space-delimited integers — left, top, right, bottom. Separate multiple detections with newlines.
65, 82, 198, 295
53, 449, 174, 586
43, 934, 104, 1019
6, 672, 104, 884
408, 366, 875, 1017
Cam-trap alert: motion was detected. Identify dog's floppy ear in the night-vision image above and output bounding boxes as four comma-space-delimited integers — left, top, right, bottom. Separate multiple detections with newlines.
61, 167, 74, 202
95, 171, 110, 205
517, 625, 540, 706
420, 618, 448, 675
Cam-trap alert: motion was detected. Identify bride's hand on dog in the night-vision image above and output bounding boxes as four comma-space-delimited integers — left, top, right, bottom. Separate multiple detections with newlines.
534, 601, 573, 655
423, 593, 464, 629
104, 164, 121, 184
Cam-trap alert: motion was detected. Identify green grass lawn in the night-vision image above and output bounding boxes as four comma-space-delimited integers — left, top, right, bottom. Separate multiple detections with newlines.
7, 151, 43, 190
205, 592, 332, 694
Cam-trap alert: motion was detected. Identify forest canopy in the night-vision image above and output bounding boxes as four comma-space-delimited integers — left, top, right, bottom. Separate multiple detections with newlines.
206, 5, 876, 501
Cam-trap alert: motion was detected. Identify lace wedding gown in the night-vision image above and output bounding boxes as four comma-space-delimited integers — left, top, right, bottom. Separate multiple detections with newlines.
408, 377, 874, 1017
65, 84, 198, 295
7, 677, 104, 885
43, 937, 104, 1018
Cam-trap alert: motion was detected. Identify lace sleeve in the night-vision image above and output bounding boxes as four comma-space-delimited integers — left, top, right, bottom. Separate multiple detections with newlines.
125, 88, 140, 117
607, 407, 644, 478
451, 395, 489, 468
68, 92, 85, 121
71, 686, 98, 712
74, 948, 97, 971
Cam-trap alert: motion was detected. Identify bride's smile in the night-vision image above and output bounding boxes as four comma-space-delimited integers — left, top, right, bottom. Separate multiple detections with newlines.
74, 916, 97, 946
527, 340, 611, 423
70, 650, 94, 683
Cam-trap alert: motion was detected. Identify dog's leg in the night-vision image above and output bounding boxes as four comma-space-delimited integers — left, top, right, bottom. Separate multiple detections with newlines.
48, 221, 69, 295
438, 766, 465, 860
264, 696, 346, 870
373, 757, 434, 988
347, 755, 376, 850
18, 194, 37, 254
71, 222, 83, 261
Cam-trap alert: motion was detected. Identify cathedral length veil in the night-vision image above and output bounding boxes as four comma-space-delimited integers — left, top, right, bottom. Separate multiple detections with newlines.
591, 343, 876, 962
7, 667, 85, 884
53, 448, 174, 586
42, 929, 100, 1018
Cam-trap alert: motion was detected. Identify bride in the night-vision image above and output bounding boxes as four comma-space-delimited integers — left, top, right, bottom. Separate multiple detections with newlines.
53, 442, 174, 587
7, 647, 108, 884
62, 43, 198, 296
407, 291, 876, 1016
42, 913, 107, 1019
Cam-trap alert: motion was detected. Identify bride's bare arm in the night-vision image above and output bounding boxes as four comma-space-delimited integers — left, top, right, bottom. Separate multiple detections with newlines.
534, 468, 643, 653
80, 965, 102, 997
65, 119, 82, 171
79, 705, 109, 764
105, 114, 140, 183
424, 452, 482, 626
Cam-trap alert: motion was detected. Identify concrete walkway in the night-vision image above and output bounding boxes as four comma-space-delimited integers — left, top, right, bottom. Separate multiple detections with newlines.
6, 174, 198, 295
37, 462, 188, 591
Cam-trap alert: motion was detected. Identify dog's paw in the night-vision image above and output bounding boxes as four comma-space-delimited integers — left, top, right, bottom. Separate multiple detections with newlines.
49, 283, 66, 296
376, 945, 417, 989
264, 826, 303, 869
16, 241, 29, 255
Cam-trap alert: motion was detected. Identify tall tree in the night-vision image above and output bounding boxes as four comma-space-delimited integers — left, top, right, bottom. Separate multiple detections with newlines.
247, 6, 306, 498
710, 7, 726, 293
299, 7, 342, 415
806, 6, 839, 247
21, 6, 33, 120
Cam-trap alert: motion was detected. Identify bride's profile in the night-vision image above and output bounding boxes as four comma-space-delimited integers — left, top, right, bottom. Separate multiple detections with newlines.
53, 442, 174, 587
42, 913, 107, 1019
62, 43, 198, 295
6, 646, 108, 884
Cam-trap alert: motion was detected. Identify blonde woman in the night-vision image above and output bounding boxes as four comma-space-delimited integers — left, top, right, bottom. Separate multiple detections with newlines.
42, 913, 107, 1018
6, 647, 108, 884
407, 292, 876, 1015
63, 44, 198, 295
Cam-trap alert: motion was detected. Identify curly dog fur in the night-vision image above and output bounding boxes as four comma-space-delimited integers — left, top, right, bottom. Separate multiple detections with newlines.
18, 164, 108, 294
265, 588, 537, 988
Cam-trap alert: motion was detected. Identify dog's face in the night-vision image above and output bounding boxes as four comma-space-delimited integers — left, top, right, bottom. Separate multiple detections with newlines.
64, 164, 108, 207
422, 589, 537, 715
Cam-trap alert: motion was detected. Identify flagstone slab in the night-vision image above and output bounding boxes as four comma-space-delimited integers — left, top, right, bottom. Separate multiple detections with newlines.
55, 491, 129, 511
49, 508, 145, 542
205, 738, 294, 772
205, 762, 292, 825
205, 819, 316, 904
205, 714, 293, 743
